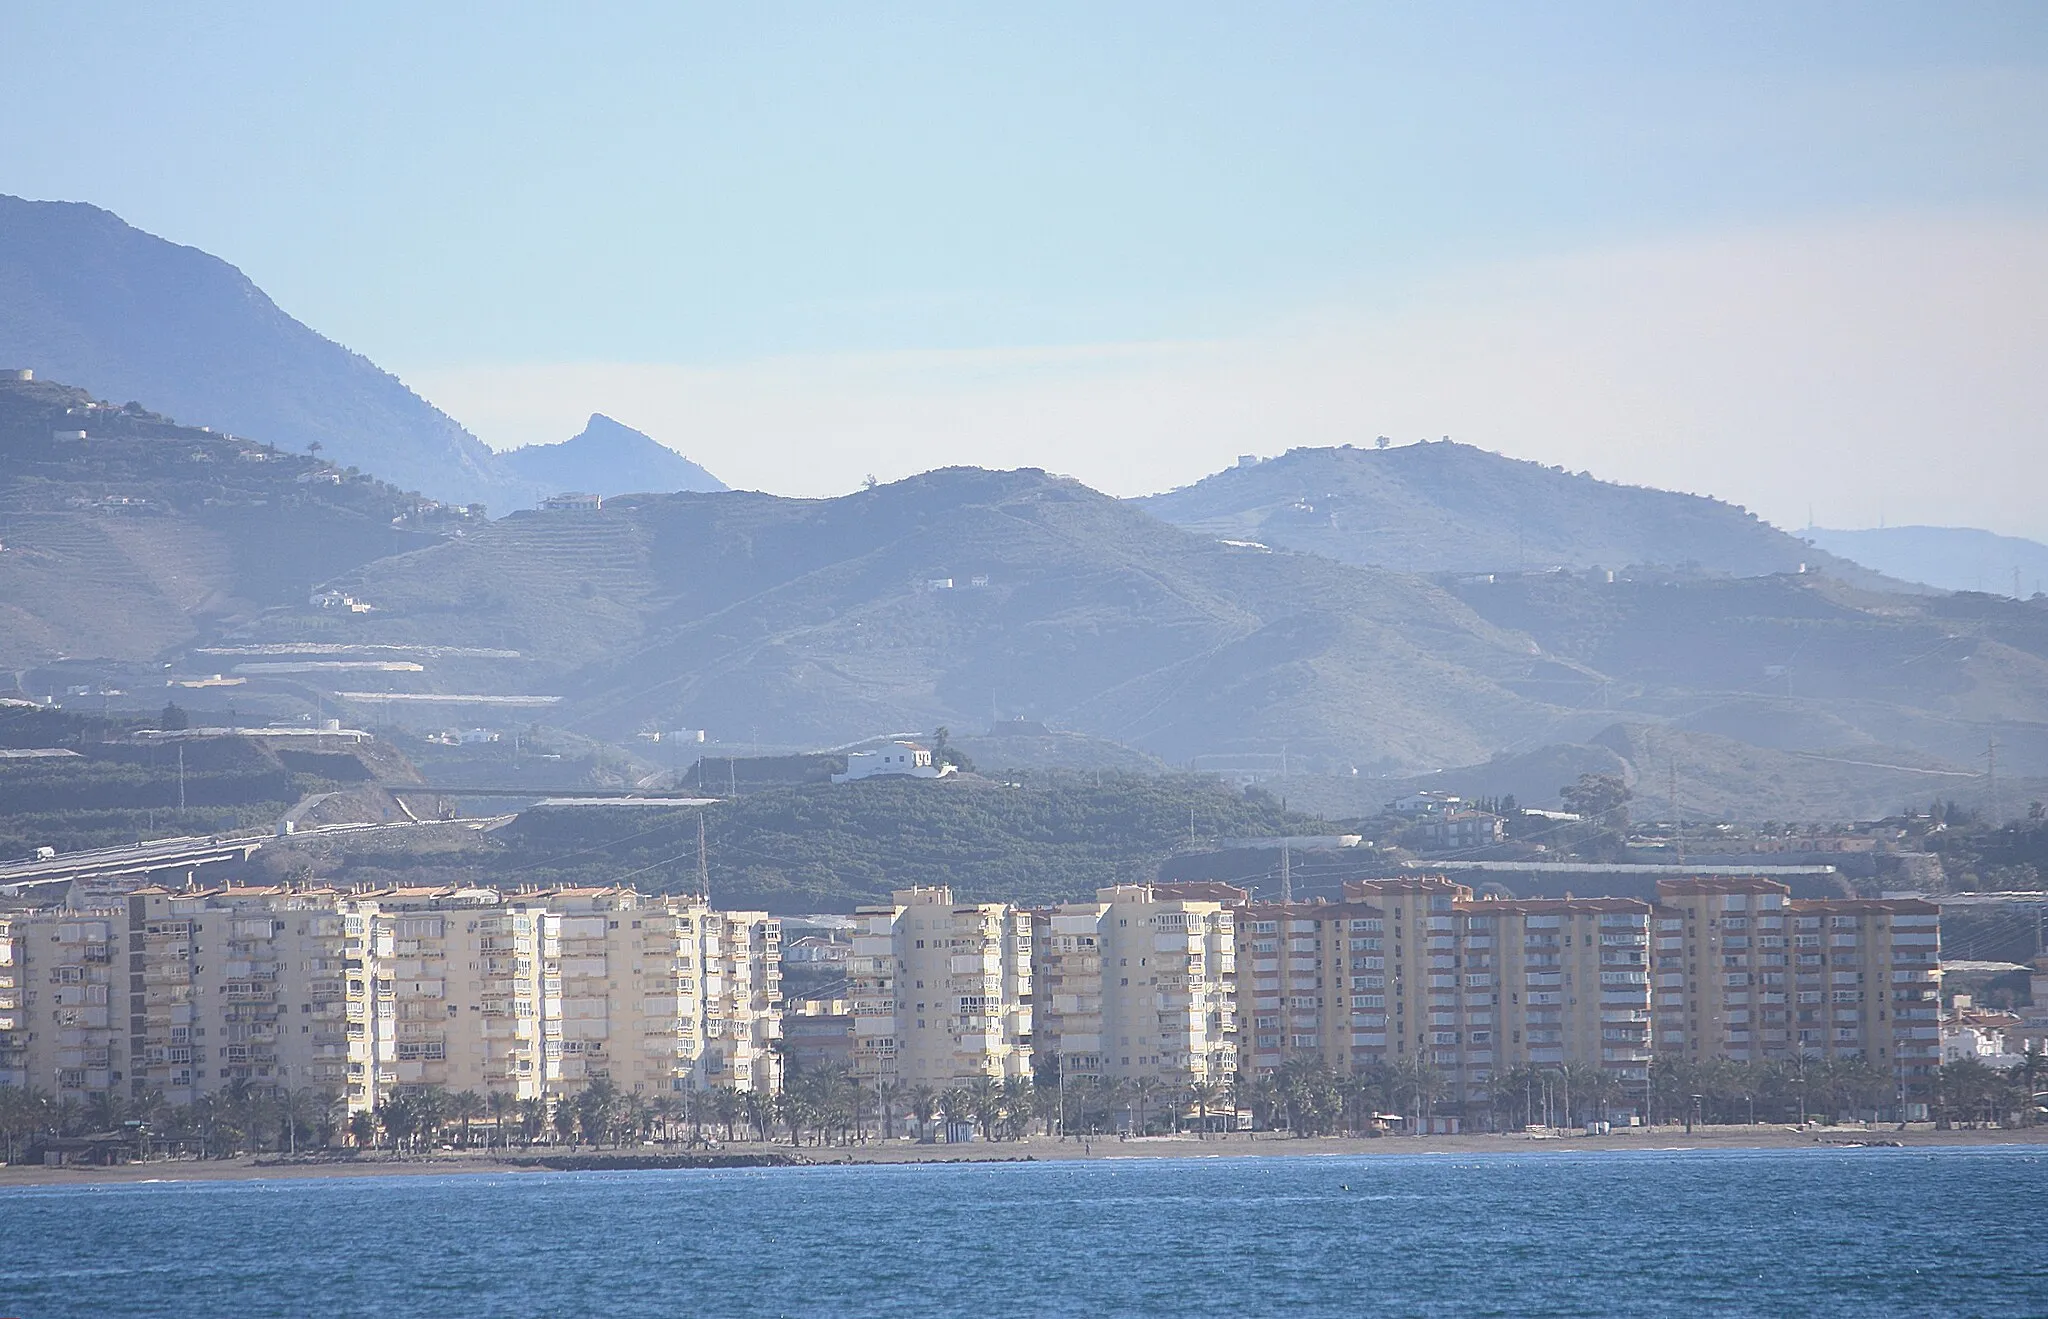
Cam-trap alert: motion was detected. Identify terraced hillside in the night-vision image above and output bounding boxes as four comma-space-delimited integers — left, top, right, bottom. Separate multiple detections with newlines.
298, 468, 1572, 771
0, 375, 445, 667
1137, 441, 1901, 587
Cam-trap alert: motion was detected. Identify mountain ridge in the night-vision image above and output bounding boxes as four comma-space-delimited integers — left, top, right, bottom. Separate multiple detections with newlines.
494, 413, 728, 505
0, 194, 505, 504
1136, 441, 1910, 590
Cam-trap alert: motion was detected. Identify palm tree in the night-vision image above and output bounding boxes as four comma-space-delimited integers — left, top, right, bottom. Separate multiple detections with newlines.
485, 1091, 515, 1149
279, 1088, 325, 1154
515, 1097, 548, 1147
877, 1081, 904, 1140
348, 1110, 378, 1149
1000, 1076, 1034, 1141
938, 1087, 973, 1142
448, 1090, 487, 1149
1390, 1058, 1446, 1135
1130, 1076, 1169, 1137
968, 1076, 1005, 1141
907, 1084, 939, 1142
1187, 1079, 1227, 1136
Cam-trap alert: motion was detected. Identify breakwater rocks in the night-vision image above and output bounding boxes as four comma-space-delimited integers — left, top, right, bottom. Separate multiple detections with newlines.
511, 1152, 813, 1172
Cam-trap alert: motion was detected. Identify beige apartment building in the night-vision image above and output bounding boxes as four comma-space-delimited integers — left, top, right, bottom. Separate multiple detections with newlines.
0, 906, 125, 1102
1033, 883, 1236, 1088
0, 883, 782, 1117
1232, 880, 1653, 1115
1651, 878, 1941, 1098
848, 886, 1033, 1087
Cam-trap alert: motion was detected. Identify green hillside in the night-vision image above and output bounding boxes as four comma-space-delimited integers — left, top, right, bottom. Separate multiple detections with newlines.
274, 772, 1329, 912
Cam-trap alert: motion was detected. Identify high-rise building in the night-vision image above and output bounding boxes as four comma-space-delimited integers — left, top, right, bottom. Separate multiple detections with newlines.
1231, 881, 1653, 1117
0, 883, 783, 1118
848, 887, 1032, 1088
1651, 878, 1941, 1102
1033, 883, 1236, 1089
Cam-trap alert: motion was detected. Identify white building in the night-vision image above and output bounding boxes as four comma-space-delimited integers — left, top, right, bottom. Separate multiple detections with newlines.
832, 741, 955, 783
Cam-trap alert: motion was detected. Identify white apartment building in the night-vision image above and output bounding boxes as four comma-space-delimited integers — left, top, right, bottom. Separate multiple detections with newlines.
0, 883, 782, 1117
848, 886, 1033, 1087
1033, 883, 1236, 1088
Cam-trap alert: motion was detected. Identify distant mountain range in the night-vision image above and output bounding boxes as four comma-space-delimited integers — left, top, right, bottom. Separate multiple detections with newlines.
1136, 442, 1904, 589
8, 189, 2047, 820
1803, 525, 2048, 599
0, 195, 726, 507
495, 413, 727, 504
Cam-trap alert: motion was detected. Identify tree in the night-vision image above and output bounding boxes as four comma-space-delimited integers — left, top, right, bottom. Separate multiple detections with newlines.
160, 702, 189, 732
448, 1090, 486, 1149
938, 1087, 973, 1142
1188, 1079, 1228, 1136
907, 1084, 939, 1142
1561, 774, 1633, 858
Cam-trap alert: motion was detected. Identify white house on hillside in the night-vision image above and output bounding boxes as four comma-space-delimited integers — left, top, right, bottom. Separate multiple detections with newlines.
832, 741, 955, 783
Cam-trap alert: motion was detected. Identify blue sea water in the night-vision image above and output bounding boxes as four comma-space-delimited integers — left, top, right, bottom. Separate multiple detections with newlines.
1, 1146, 2043, 1318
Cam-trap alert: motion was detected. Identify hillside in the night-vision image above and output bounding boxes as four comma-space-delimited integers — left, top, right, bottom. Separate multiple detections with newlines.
229, 467, 1570, 771
263, 773, 1329, 912
0, 195, 507, 504
1443, 570, 2048, 779
494, 413, 727, 507
1804, 525, 2048, 598
0, 374, 452, 668
1136, 442, 1902, 587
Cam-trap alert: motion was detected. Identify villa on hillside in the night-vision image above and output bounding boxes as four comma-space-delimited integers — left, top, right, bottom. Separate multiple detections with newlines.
831, 740, 955, 783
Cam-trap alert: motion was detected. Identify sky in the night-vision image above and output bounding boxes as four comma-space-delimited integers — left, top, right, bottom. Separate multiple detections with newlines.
4, 3, 2047, 536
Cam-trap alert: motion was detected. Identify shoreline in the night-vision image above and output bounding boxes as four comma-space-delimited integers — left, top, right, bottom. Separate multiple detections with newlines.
3, 1124, 2043, 1188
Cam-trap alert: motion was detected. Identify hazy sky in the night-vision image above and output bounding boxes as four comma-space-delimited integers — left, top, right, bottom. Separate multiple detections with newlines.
5, 4, 2046, 535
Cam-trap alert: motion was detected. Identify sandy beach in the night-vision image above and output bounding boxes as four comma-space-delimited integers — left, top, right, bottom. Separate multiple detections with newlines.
2, 1124, 2042, 1188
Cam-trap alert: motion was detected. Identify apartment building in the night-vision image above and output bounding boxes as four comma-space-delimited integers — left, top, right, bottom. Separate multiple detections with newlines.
341, 887, 527, 1112
1233, 881, 1653, 1114
1235, 897, 1389, 1080
0, 906, 125, 1103
1033, 883, 1236, 1088
346, 887, 783, 1113
848, 887, 1032, 1087
1651, 878, 1941, 1097
0, 883, 783, 1116
1480, 898, 1653, 1091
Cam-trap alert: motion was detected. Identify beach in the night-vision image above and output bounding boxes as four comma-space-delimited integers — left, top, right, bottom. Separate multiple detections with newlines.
4, 1123, 2044, 1188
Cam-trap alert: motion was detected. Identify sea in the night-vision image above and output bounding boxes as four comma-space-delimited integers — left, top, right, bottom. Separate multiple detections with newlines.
0, 1146, 2042, 1317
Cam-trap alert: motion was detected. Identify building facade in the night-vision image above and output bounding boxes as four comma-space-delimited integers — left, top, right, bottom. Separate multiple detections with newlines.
848, 887, 1033, 1088
1033, 883, 1236, 1089
1650, 878, 1941, 1102
0, 884, 782, 1118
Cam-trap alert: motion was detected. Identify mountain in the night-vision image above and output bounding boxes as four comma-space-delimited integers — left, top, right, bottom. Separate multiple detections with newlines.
229, 467, 1572, 771
0, 194, 504, 502
1803, 525, 2048, 598
0, 374, 449, 669
1135, 442, 1904, 588
494, 413, 727, 507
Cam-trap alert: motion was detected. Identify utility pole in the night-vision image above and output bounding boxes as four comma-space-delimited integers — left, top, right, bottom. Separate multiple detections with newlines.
1280, 842, 1292, 906
177, 746, 186, 812
697, 812, 710, 900
1985, 737, 1999, 826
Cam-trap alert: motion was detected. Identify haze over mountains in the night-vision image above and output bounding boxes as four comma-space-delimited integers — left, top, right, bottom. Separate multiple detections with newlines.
0, 195, 725, 508
495, 413, 727, 502
4, 191, 2044, 820
1804, 525, 2048, 599
1136, 443, 1902, 589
